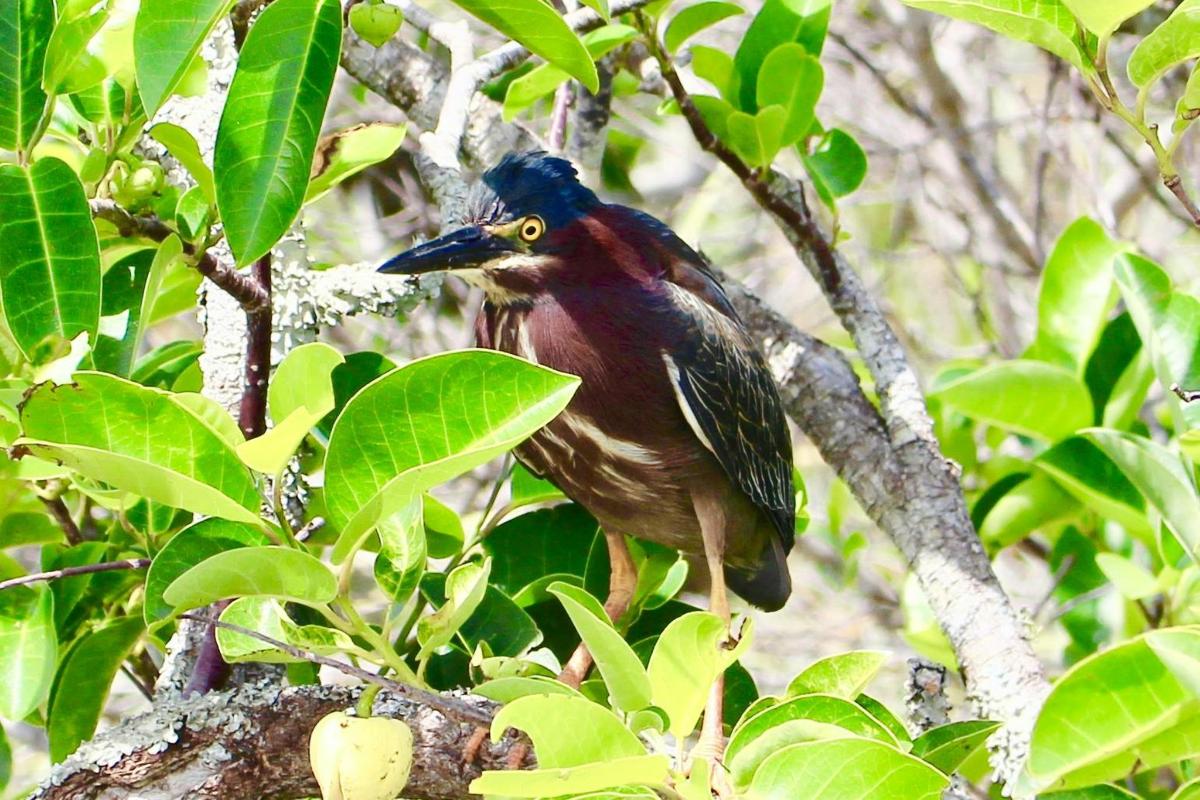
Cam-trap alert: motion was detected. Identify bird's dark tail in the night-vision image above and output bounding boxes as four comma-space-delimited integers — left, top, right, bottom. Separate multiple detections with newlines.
725, 535, 791, 612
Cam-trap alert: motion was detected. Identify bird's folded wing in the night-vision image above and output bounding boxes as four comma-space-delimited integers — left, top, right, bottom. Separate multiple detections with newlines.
662, 281, 796, 548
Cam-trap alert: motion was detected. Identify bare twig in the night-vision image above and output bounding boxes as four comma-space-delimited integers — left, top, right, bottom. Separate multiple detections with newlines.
0, 558, 149, 592
239, 253, 272, 438
548, 81, 574, 153
179, 613, 493, 725
38, 494, 83, 546
1172, 384, 1200, 403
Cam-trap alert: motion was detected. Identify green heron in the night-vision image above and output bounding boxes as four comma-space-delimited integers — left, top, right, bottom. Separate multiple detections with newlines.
380, 151, 794, 749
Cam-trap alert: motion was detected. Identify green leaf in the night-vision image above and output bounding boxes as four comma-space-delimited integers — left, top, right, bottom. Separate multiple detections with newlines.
756, 44, 822, 145
1029, 217, 1123, 374
16, 372, 261, 524
802, 128, 867, 204
315, 350, 397, 438
0, 158, 101, 360
1128, 0, 1200, 88
215, 596, 354, 662
306, 123, 407, 203
1114, 254, 1200, 430
1062, 0, 1154, 34
416, 558, 490, 661
422, 493, 464, 558
690, 45, 736, 98
647, 611, 752, 737
977, 474, 1079, 548
664, 2, 743, 53
1176, 64, 1200, 133
447, 0, 598, 92
473, 675, 583, 703
502, 24, 636, 120
725, 105, 786, 168
0, 584, 55, 720
324, 350, 579, 562
727, 693, 899, 777
1041, 787, 1143, 800
549, 581, 651, 712
484, 503, 597, 596
1174, 777, 1200, 800
786, 650, 888, 699
43, 2, 110, 95
577, 0, 609, 19
728, 718, 856, 788
1084, 428, 1200, 563
1148, 628, 1200, 697
901, 0, 1091, 73
134, 0, 232, 113
488, 694, 646, 766
0, 719, 10, 791
374, 500, 426, 605
733, 0, 830, 111
148, 123, 216, 206
47, 616, 142, 762
0, 0, 54, 151
934, 360, 1093, 442
144, 518, 271, 627
469, 755, 668, 797
162, 546, 338, 612
745, 739, 949, 799
508, 461, 566, 508
214, 0, 342, 265
237, 342, 344, 474
910, 720, 1001, 773
1028, 629, 1200, 790
1095, 553, 1159, 600
1034, 436, 1150, 540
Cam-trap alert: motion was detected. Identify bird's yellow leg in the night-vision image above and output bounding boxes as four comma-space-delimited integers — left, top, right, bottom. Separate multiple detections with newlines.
691, 490, 734, 796
558, 529, 637, 688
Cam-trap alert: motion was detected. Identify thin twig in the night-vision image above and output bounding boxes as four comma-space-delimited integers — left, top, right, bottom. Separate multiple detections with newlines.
38, 495, 83, 546
0, 558, 150, 592
547, 81, 573, 153
239, 253, 272, 438
178, 613, 494, 725
1172, 384, 1200, 403
90, 200, 269, 312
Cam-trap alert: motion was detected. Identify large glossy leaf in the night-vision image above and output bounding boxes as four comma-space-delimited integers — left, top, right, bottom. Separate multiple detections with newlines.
549, 581, 650, 712
1063, 0, 1154, 34
664, 1, 743, 53
42, 2, 109, 95
1034, 436, 1150, 540
902, 0, 1090, 72
935, 360, 1093, 442
1028, 629, 1200, 790
324, 350, 579, 562
489, 694, 645, 767
1114, 255, 1200, 430
214, 0, 342, 265
647, 611, 752, 738
134, 0, 232, 114
785, 650, 888, 699
162, 546, 337, 612
15, 372, 261, 524
47, 617, 143, 762
144, 518, 272, 627
0, 0, 53, 151
1128, 0, 1200, 87
484, 504, 598, 596
745, 739, 949, 799
447, 0, 598, 92
732, 0, 830, 111
1084, 429, 1200, 562
910, 720, 1000, 774
0, 584, 54, 720
1029, 218, 1122, 373
0, 158, 101, 360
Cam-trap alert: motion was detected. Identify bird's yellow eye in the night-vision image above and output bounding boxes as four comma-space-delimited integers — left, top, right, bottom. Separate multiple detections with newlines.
518, 215, 545, 242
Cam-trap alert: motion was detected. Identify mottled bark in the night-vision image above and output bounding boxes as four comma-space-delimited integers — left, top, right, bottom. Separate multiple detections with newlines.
34, 684, 518, 800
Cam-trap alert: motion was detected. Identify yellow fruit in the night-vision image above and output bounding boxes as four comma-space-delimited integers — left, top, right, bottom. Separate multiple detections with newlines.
309, 711, 414, 800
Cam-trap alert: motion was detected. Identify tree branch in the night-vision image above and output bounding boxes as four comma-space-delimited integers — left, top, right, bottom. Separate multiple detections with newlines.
33, 682, 519, 800
38, 494, 83, 546
238, 254, 272, 439
0, 558, 149, 592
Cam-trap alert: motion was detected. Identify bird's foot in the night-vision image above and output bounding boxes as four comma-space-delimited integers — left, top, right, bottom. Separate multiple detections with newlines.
686, 751, 734, 799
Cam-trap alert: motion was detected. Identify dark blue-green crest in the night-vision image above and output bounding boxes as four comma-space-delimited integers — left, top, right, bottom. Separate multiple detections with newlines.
467, 151, 600, 229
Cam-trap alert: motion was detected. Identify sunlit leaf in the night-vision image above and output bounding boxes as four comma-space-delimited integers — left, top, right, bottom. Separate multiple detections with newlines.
935, 360, 1093, 442
549, 581, 650, 712
910, 720, 1000, 774
488, 693, 645, 766
647, 611, 752, 737
162, 546, 338, 612
786, 650, 888, 699
733, 0, 830, 111
306, 123, 407, 203
215, 597, 355, 662
1062, 0, 1154, 34
0, 0, 54, 151
0, 584, 54, 720
148, 123, 216, 206
470, 755, 668, 797
1128, 0, 1200, 88
745, 739, 949, 799
664, 1, 743, 53
134, 0, 233, 114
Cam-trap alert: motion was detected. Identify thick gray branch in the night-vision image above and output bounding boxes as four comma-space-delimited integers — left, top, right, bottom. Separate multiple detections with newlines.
34, 683, 517, 800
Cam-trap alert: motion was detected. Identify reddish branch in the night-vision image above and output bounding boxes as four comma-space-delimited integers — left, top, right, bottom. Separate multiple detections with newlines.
39, 495, 83, 545
238, 253, 272, 438
0, 558, 150, 592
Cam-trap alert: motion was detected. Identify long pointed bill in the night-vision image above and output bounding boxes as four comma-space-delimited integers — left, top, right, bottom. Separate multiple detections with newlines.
377, 225, 517, 275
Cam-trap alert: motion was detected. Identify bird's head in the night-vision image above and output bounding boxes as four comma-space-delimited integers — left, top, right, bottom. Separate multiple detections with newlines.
378, 151, 604, 299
